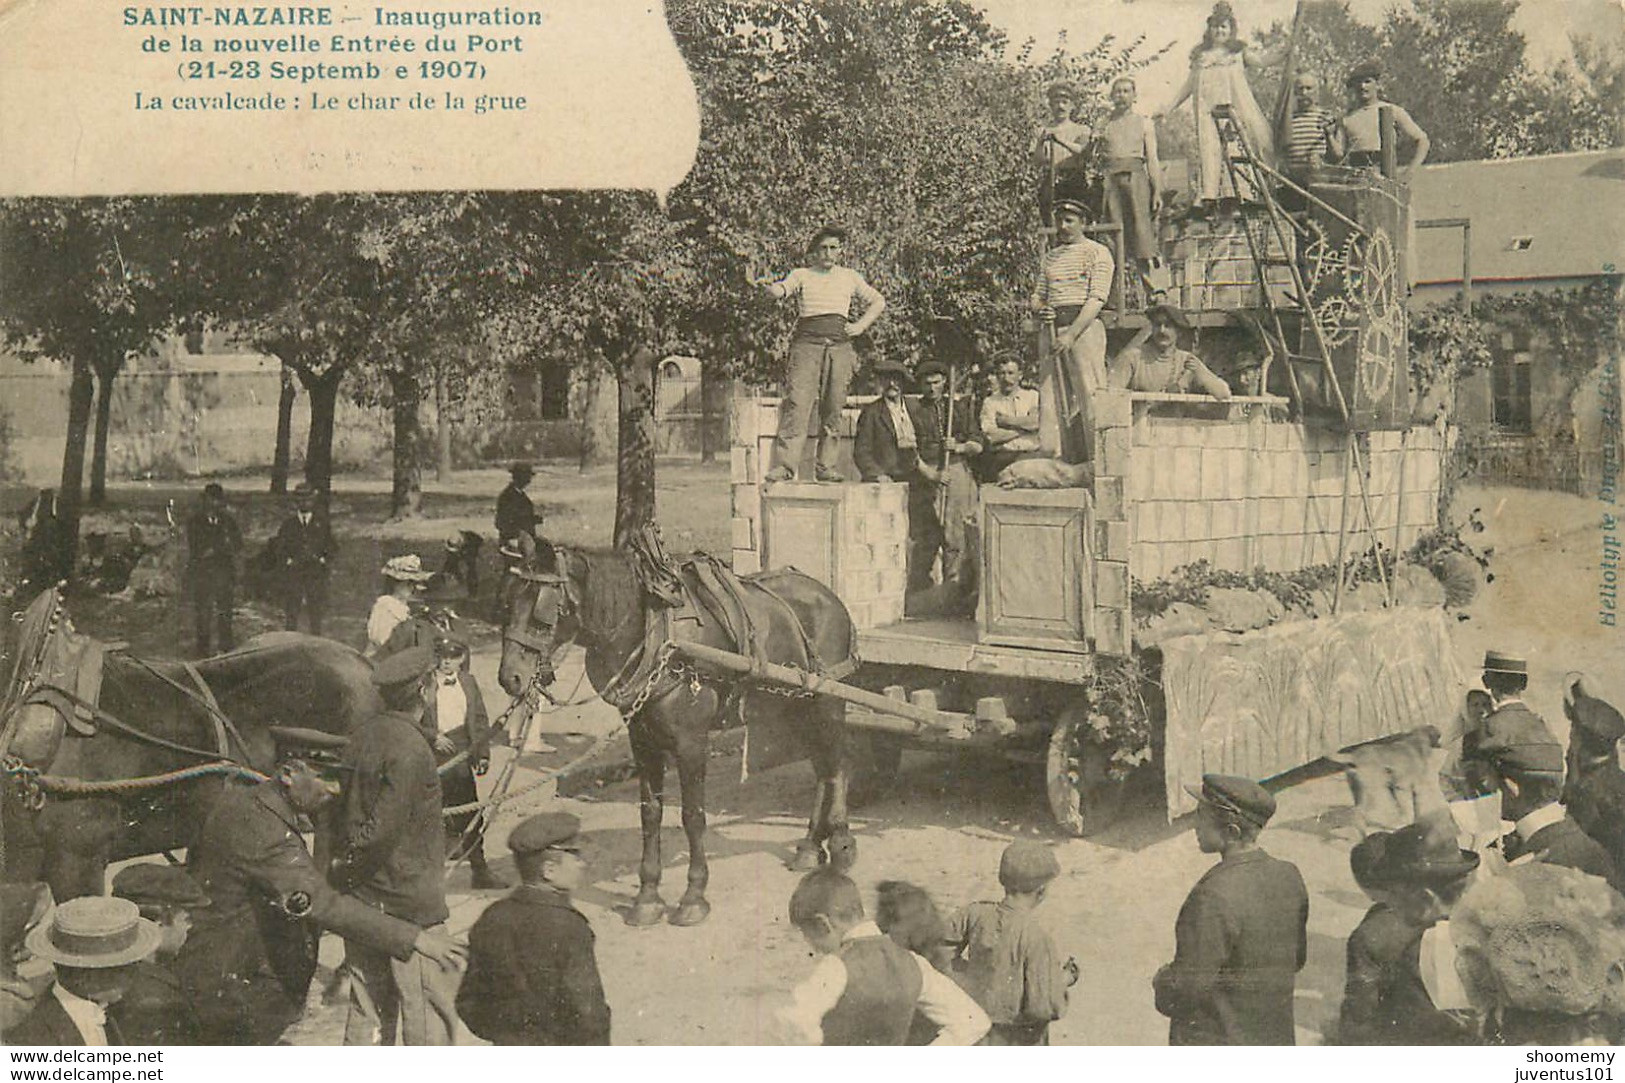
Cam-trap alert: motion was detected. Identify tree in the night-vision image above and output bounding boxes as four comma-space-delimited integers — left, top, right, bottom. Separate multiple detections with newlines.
0, 199, 178, 573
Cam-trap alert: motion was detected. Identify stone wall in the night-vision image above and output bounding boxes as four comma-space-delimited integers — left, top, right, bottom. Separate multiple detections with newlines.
1124, 400, 1446, 581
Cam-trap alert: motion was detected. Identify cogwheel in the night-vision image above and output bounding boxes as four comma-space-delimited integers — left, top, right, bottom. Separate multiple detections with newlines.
1312, 295, 1356, 350
1300, 220, 1342, 291
1343, 229, 1397, 315
1357, 300, 1403, 403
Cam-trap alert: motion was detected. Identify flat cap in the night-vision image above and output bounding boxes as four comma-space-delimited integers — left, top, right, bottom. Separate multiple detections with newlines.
871, 357, 910, 378
268, 725, 350, 770
508, 812, 582, 854
112, 865, 211, 910
1483, 650, 1527, 675
998, 841, 1060, 893
1185, 773, 1277, 828
434, 636, 470, 661
1053, 197, 1091, 220
1146, 302, 1191, 330
371, 645, 436, 688
915, 360, 949, 381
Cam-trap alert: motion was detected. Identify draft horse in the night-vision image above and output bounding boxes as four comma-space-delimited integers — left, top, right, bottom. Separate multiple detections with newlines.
497, 541, 858, 927
1, 588, 382, 900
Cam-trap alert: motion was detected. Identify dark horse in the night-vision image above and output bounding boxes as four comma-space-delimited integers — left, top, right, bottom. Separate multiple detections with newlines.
497, 543, 858, 927
1, 588, 382, 900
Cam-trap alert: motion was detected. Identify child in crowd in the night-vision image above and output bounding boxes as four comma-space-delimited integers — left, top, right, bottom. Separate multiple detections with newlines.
875, 880, 955, 1045
781, 871, 987, 1046
944, 841, 1077, 1045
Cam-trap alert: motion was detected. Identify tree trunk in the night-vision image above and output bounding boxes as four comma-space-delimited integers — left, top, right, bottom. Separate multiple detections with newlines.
270, 363, 297, 494
699, 359, 719, 463
301, 365, 343, 502
87, 361, 118, 507
57, 360, 97, 579
390, 370, 423, 520
434, 362, 452, 483
613, 345, 658, 549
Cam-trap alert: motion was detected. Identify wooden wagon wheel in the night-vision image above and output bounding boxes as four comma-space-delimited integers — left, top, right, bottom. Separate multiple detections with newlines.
1045, 704, 1129, 837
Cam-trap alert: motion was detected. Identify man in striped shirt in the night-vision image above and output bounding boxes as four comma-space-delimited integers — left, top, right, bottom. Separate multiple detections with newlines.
1279, 72, 1342, 214
1030, 199, 1114, 462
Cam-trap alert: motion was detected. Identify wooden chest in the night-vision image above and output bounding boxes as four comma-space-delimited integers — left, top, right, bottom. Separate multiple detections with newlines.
978, 486, 1095, 652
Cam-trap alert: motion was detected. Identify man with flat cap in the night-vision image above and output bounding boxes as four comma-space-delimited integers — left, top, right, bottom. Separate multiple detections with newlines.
176, 725, 463, 1045
335, 646, 456, 1045
1460, 651, 1561, 796
854, 360, 945, 592
1561, 674, 1625, 868
109, 865, 211, 1045
1109, 304, 1232, 401
456, 812, 611, 1046
1154, 774, 1309, 1045
1482, 714, 1625, 894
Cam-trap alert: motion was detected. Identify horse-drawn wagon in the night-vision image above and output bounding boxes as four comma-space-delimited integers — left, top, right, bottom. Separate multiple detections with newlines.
725, 148, 1466, 837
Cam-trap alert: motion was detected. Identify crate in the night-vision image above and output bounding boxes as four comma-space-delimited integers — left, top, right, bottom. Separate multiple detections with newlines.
978, 486, 1095, 653
761, 482, 908, 629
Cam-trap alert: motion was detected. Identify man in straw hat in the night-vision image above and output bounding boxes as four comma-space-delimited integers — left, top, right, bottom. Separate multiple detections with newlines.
5, 897, 159, 1045
1154, 774, 1309, 1045
1338, 820, 1481, 1045
365, 553, 434, 661
334, 646, 457, 1045
1459, 650, 1560, 795
175, 725, 463, 1045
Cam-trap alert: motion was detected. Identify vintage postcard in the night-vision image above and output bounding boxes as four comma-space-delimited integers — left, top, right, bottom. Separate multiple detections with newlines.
0, 0, 1622, 1068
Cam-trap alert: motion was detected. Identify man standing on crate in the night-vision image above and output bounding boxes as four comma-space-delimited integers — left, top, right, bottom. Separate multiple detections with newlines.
1030, 198, 1114, 463
753, 226, 887, 484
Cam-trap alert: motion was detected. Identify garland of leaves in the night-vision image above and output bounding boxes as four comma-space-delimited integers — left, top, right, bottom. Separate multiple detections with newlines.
1082, 652, 1157, 782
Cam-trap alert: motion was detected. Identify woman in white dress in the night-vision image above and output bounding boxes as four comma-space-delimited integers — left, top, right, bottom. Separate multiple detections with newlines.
1160, 2, 1284, 208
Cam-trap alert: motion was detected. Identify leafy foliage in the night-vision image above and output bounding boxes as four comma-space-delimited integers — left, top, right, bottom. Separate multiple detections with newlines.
1082, 653, 1157, 781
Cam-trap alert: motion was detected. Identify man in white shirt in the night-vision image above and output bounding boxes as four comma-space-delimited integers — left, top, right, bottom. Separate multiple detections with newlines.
754, 226, 887, 483
979, 353, 1041, 479
6, 897, 159, 1046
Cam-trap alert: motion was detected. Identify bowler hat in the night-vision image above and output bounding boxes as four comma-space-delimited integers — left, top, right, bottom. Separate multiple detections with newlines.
112, 866, 211, 910
1377, 820, 1480, 885
871, 358, 910, 379
25, 897, 161, 969
1185, 773, 1277, 828
1146, 303, 1191, 330
998, 841, 1060, 893
1483, 651, 1527, 675
510, 462, 534, 479
371, 645, 436, 688
508, 812, 582, 854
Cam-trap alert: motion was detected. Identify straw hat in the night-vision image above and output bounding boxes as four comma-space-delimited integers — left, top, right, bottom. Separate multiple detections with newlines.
24, 897, 161, 969
381, 554, 434, 582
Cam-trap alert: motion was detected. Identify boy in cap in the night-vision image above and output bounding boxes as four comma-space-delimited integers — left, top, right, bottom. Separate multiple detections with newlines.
109, 865, 211, 1045
1154, 774, 1309, 1045
177, 725, 462, 1045
779, 869, 988, 1046
456, 812, 611, 1045
1560, 673, 1625, 866
943, 840, 1077, 1045
336, 646, 456, 1045
1482, 723, 1625, 893
5, 897, 159, 1046
1338, 821, 1480, 1045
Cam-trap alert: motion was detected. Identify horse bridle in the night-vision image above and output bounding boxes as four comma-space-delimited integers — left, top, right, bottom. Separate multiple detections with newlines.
501, 550, 578, 660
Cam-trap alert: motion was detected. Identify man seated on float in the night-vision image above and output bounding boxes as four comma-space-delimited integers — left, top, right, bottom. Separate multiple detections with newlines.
1109, 303, 1232, 403
979, 352, 1041, 482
